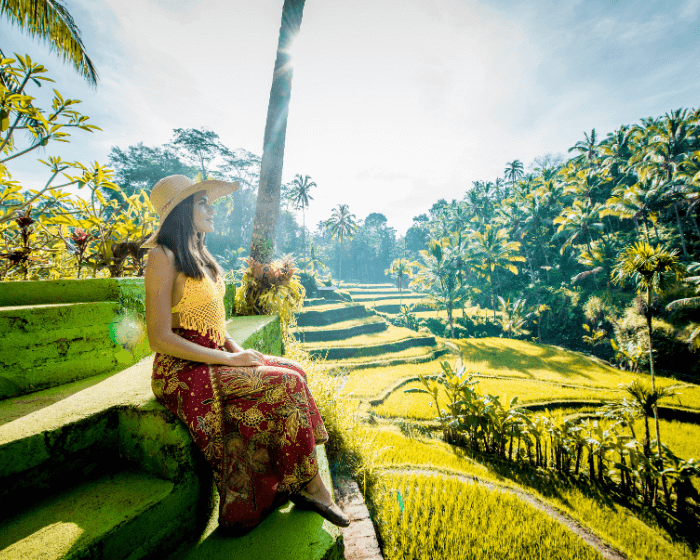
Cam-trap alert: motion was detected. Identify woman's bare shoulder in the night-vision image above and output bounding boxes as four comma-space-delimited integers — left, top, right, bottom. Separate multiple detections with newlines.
145, 245, 177, 276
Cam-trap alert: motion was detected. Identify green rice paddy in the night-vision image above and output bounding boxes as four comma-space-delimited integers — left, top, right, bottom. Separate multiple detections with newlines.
294, 283, 700, 560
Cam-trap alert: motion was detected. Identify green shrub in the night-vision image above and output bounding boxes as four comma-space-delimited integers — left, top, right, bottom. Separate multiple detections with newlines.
298, 271, 319, 298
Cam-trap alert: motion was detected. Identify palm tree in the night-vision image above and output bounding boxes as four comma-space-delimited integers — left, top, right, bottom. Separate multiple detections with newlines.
326, 203, 357, 282
250, 0, 306, 263
568, 129, 599, 167
635, 110, 697, 259
553, 199, 604, 255
385, 257, 416, 305
468, 225, 525, 318
411, 237, 466, 338
612, 242, 685, 506
666, 262, 700, 350
299, 241, 327, 277
504, 160, 524, 193
1, 0, 98, 84
288, 173, 316, 258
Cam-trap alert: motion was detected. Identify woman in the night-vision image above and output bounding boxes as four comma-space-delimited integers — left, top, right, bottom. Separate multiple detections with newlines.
143, 175, 349, 533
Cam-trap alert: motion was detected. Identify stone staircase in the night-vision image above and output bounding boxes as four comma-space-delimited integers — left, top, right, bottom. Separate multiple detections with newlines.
0, 279, 343, 560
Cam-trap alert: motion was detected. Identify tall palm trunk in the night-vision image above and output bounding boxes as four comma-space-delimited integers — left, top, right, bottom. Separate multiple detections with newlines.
673, 205, 689, 260
337, 237, 343, 282
646, 287, 670, 506
302, 205, 307, 258
250, 0, 305, 263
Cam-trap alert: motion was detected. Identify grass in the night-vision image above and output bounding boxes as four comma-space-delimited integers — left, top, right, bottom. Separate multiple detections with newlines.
316, 344, 448, 370
370, 471, 605, 560
340, 359, 450, 400
293, 315, 385, 333
372, 378, 622, 421
455, 338, 685, 391
365, 427, 697, 560
300, 325, 432, 350
295, 284, 700, 559
365, 298, 433, 309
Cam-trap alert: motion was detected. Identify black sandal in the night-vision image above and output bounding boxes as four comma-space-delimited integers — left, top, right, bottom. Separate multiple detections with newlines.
290, 492, 351, 527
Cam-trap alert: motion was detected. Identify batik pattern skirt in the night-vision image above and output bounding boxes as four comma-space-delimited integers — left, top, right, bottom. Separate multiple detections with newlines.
151, 328, 328, 531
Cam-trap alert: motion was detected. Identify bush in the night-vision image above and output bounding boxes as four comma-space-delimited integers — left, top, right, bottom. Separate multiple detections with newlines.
614, 305, 700, 378
420, 317, 446, 336
299, 271, 319, 298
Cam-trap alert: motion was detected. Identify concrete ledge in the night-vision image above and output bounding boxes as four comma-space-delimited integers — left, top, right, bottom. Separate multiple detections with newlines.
0, 315, 344, 560
0, 278, 235, 400
168, 444, 344, 560
0, 317, 281, 560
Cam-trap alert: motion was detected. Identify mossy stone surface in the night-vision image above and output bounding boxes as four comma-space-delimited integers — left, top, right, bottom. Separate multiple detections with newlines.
0, 315, 332, 560
0, 278, 238, 400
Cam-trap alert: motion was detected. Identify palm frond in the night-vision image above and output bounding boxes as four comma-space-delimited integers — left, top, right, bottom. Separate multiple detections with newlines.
1, 0, 98, 84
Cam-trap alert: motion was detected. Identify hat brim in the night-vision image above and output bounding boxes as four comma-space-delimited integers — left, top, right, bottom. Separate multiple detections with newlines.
141, 179, 240, 249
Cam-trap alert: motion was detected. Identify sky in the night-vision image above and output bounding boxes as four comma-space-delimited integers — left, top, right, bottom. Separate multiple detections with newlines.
3, 0, 700, 236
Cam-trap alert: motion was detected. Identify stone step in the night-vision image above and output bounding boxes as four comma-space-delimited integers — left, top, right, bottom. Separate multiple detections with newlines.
166, 444, 342, 560
0, 302, 150, 400
0, 470, 176, 560
0, 314, 341, 559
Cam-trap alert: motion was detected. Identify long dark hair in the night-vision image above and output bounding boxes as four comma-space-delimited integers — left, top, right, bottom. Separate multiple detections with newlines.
155, 191, 223, 280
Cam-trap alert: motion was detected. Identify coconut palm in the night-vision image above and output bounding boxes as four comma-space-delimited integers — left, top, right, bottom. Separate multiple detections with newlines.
553, 198, 605, 255
613, 242, 685, 506
468, 225, 525, 318
1, 0, 98, 84
250, 0, 306, 263
504, 160, 524, 193
288, 173, 316, 258
666, 262, 700, 350
601, 179, 663, 243
568, 129, 600, 167
326, 203, 357, 282
384, 257, 416, 305
411, 237, 467, 337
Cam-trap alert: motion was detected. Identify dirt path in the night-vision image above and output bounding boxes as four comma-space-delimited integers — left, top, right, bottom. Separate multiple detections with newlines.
381, 466, 628, 560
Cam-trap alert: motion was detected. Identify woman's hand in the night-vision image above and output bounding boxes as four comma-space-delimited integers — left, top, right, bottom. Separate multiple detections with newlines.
227, 349, 264, 367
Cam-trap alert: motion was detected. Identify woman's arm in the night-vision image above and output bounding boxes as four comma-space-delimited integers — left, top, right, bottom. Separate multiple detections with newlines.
145, 246, 262, 367
223, 334, 264, 360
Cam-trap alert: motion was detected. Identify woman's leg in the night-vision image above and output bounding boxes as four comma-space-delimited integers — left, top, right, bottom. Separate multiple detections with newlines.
258, 356, 328, 444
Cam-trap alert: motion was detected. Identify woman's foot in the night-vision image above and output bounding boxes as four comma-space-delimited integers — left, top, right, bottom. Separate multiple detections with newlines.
292, 473, 350, 527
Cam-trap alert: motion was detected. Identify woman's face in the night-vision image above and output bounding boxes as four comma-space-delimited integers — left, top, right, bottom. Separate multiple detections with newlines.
192, 191, 215, 234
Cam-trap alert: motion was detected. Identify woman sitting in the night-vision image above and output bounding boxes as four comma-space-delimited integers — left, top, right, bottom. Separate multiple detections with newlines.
143, 174, 350, 533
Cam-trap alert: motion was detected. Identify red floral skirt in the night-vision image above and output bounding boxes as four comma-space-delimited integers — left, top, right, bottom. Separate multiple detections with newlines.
151, 328, 328, 531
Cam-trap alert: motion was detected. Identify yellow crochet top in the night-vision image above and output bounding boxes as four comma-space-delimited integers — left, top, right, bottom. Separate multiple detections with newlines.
171, 272, 227, 347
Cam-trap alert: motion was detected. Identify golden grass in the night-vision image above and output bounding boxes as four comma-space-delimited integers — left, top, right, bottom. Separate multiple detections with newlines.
372, 378, 622, 420
365, 298, 433, 309
317, 344, 444, 369
366, 427, 696, 560
300, 325, 427, 350
340, 359, 452, 399
293, 315, 385, 333
371, 471, 605, 560
455, 338, 685, 391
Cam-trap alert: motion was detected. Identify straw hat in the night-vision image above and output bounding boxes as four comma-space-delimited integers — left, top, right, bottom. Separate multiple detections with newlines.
141, 175, 240, 249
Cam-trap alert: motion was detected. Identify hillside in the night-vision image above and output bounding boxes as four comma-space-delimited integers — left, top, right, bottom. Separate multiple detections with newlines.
294, 283, 700, 560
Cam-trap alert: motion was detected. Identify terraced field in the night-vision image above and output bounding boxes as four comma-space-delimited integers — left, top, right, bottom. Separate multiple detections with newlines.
294, 283, 700, 560
293, 288, 448, 370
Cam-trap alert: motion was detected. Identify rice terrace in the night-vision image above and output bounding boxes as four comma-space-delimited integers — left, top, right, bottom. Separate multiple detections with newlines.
2, 0, 700, 559
290, 282, 700, 560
